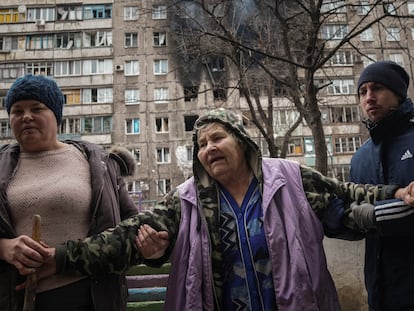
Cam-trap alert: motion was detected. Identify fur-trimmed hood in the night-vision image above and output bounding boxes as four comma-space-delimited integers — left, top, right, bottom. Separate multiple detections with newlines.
109, 147, 136, 177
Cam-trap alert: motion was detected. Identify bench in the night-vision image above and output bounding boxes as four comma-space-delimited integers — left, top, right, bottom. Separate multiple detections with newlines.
126, 264, 170, 311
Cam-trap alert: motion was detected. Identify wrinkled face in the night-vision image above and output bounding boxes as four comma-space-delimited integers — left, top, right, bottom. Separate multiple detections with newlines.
9, 100, 59, 152
197, 123, 246, 184
358, 82, 400, 123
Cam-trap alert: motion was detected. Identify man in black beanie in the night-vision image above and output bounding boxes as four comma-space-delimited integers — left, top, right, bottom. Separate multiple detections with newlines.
349, 61, 414, 311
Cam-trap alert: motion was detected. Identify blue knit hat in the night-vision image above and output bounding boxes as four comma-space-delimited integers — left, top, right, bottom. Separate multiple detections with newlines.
5, 75, 64, 125
357, 61, 410, 100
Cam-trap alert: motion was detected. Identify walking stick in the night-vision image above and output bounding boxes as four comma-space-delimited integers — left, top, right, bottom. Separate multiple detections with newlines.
23, 214, 41, 311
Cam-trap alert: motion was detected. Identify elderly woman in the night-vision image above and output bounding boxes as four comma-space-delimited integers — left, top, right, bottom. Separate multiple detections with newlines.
36, 109, 412, 311
0, 75, 138, 311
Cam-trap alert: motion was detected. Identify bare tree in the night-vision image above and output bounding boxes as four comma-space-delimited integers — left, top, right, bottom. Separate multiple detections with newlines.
167, 0, 412, 174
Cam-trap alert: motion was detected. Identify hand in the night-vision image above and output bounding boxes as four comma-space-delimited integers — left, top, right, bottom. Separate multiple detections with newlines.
136, 224, 169, 259
395, 182, 414, 206
349, 202, 375, 230
15, 247, 57, 291
0, 236, 51, 276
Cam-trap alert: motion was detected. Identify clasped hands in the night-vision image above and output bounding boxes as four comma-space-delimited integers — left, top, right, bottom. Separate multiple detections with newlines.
1, 224, 169, 290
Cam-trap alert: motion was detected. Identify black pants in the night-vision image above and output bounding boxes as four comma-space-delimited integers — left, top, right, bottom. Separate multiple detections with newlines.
35, 278, 94, 311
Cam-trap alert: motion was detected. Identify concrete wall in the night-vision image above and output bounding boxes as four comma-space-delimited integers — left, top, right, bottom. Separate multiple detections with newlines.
324, 238, 368, 310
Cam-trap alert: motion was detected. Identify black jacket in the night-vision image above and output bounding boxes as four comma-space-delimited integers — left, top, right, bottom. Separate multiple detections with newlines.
0, 140, 138, 311
350, 99, 414, 311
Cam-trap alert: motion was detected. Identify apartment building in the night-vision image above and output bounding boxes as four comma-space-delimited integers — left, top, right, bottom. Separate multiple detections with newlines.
0, 1, 413, 209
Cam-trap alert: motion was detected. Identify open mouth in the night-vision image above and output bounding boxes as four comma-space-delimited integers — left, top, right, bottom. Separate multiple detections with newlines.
209, 157, 224, 165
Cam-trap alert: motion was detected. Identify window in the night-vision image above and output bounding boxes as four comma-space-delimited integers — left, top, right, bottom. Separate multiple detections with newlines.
327, 79, 354, 95
320, 24, 348, 40
327, 50, 353, 66
287, 138, 303, 155
83, 88, 113, 104
389, 53, 404, 66
82, 116, 112, 133
125, 60, 139, 75
304, 137, 333, 156
208, 56, 225, 72
383, 3, 396, 15
409, 2, 414, 15
155, 117, 169, 133
124, 6, 139, 20
0, 64, 24, 80
184, 115, 198, 131
83, 5, 112, 19
273, 81, 288, 96
0, 120, 12, 138
156, 179, 171, 195
127, 180, 142, 195
360, 28, 374, 41
156, 147, 170, 163
26, 62, 53, 76
184, 86, 198, 101
57, 5, 83, 20
186, 146, 193, 161
362, 54, 377, 67
330, 106, 361, 123
386, 27, 400, 41
213, 87, 227, 101
154, 87, 169, 103
129, 148, 141, 164
0, 8, 23, 23
153, 32, 166, 46
83, 59, 112, 75
125, 89, 140, 104
83, 30, 112, 47
357, 1, 370, 15
125, 33, 138, 48
0, 36, 19, 51
54, 60, 81, 76
275, 109, 301, 128
60, 117, 81, 134
126, 118, 140, 134
154, 59, 168, 75
56, 32, 82, 49
62, 89, 81, 105
27, 7, 55, 22
334, 136, 362, 153
321, 0, 346, 13
152, 5, 167, 19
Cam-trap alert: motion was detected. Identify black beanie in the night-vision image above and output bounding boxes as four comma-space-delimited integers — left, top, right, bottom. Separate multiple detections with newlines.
357, 61, 410, 100
5, 75, 64, 125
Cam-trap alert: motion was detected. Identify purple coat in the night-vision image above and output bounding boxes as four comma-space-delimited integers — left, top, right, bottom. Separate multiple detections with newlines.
164, 158, 340, 311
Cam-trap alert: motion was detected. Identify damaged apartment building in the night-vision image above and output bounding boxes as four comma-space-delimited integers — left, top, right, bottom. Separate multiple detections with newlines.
0, 0, 413, 209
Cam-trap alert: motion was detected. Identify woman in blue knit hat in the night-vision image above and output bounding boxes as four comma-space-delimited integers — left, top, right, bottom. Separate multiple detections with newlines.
0, 74, 138, 311
341, 61, 414, 311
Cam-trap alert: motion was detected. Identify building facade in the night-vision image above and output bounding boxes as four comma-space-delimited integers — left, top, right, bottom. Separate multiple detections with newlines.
1, 0, 413, 210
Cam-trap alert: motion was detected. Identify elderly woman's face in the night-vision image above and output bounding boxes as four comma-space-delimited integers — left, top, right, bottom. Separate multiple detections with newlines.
197, 123, 246, 183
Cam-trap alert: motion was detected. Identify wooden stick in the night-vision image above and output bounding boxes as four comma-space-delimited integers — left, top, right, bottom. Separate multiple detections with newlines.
23, 214, 41, 311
